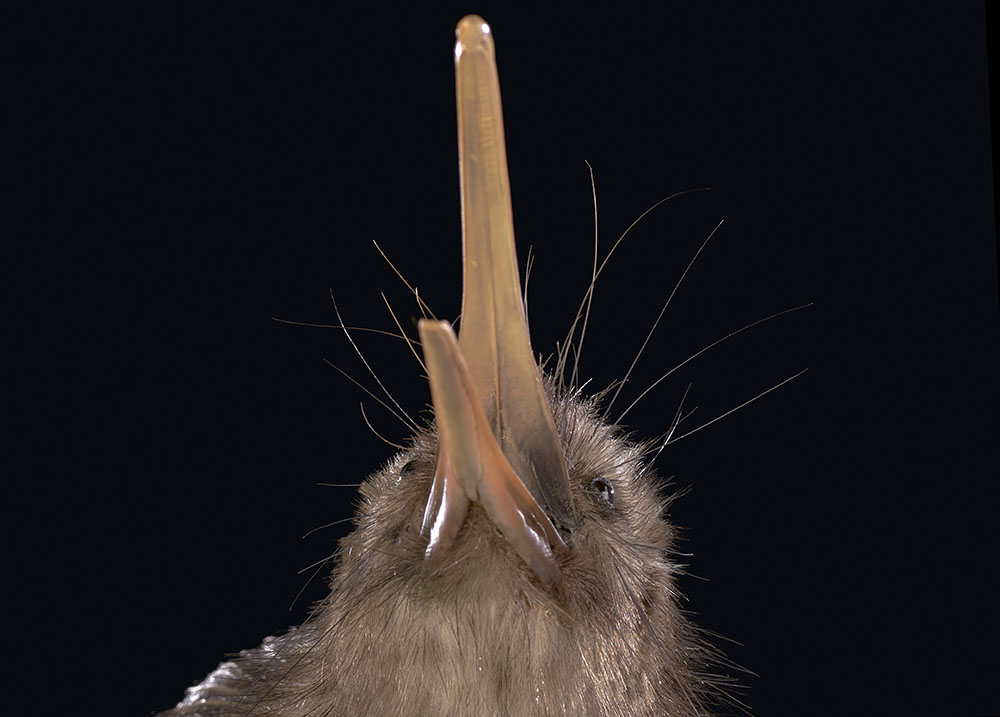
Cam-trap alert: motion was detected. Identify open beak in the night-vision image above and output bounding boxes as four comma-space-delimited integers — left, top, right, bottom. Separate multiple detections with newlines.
418, 16, 576, 588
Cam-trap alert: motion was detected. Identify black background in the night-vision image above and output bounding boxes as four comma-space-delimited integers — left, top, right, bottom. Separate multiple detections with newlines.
17, 2, 997, 715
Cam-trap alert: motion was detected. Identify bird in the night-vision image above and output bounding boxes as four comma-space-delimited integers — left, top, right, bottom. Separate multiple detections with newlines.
159, 15, 723, 716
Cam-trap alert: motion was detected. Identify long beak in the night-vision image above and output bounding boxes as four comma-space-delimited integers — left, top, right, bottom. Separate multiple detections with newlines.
419, 16, 576, 588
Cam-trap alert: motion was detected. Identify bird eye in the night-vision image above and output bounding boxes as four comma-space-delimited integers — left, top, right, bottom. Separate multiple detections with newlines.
590, 477, 615, 507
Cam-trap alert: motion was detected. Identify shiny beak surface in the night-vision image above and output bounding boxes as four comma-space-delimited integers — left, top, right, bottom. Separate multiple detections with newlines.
419, 16, 575, 588
419, 321, 564, 587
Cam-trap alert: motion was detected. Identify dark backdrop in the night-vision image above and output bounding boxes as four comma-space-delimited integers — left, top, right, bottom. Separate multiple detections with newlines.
18, 3, 997, 715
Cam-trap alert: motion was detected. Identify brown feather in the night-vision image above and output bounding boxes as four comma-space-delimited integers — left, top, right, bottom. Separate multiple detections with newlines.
160, 14, 728, 716
160, 382, 720, 716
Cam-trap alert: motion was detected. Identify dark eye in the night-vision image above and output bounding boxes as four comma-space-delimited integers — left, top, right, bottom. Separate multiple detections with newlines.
400, 460, 417, 478
590, 477, 615, 507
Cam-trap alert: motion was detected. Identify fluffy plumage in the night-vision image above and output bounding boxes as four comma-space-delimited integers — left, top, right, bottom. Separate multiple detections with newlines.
161, 14, 731, 715
160, 381, 722, 716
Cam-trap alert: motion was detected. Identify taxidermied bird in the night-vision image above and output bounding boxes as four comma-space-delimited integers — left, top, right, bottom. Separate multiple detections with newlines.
160, 15, 720, 716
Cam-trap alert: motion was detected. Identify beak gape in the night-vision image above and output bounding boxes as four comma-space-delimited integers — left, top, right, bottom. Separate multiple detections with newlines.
417, 17, 576, 589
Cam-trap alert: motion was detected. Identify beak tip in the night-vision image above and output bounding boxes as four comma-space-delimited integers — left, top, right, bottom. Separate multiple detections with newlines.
455, 15, 492, 49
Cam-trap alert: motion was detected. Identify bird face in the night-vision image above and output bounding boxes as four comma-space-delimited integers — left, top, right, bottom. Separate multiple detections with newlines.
321, 376, 705, 715
290, 15, 713, 714
162, 15, 715, 717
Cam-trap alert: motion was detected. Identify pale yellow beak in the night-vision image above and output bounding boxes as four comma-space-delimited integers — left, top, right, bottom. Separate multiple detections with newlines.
418, 16, 575, 588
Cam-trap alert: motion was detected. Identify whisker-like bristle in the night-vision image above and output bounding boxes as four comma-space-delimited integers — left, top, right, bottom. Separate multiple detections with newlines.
372, 240, 437, 320
330, 293, 419, 431
604, 219, 723, 420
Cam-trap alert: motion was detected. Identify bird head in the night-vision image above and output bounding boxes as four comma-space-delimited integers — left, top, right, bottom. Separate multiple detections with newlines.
306, 16, 714, 714
164, 16, 719, 717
